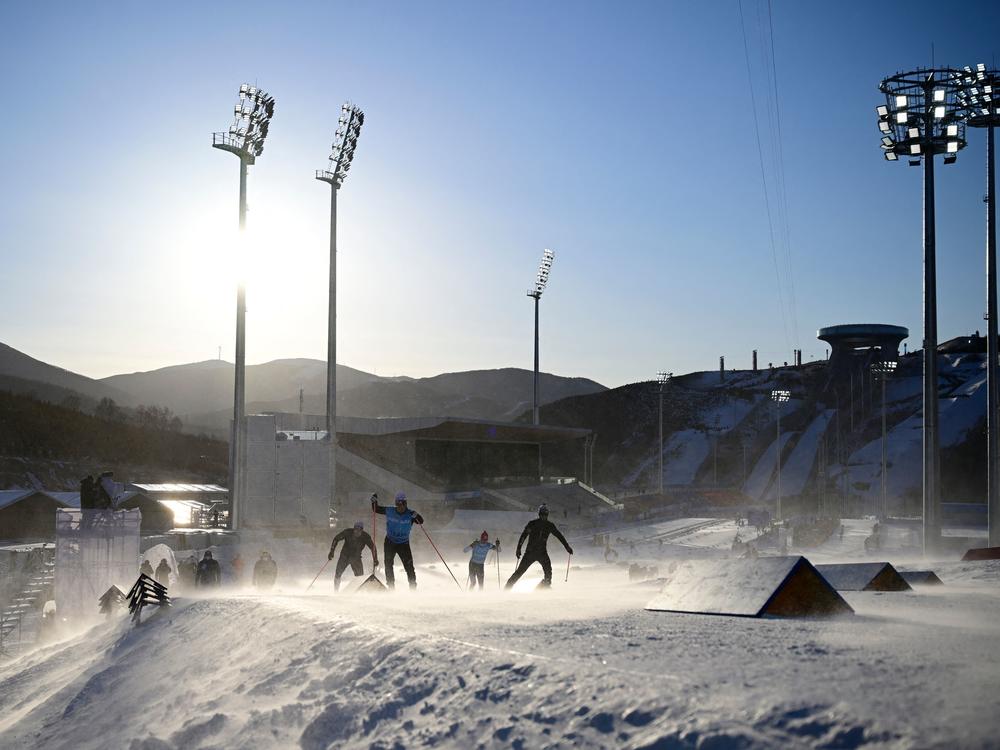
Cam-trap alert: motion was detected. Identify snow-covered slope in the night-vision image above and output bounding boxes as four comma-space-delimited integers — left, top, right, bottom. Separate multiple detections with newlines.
2, 557, 999, 749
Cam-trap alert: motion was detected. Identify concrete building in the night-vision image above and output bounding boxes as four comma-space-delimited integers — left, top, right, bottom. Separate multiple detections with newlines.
239, 412, 592, 531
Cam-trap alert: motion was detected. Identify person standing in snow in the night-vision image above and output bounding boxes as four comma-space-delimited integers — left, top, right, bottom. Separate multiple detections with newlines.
178, 554, 198, 591
140, 559, 154, 578
372, 492, 424, 590
154, 558, 171, 586
231, 553, 245, 585
464, 531, 498, 591
253, 551, 278, 589
328, 521, 378, 591
196, 551, 221, 588
505, 504, 573, 590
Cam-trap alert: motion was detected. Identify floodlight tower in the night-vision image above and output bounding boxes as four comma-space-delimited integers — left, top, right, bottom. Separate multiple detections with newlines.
212, 83, 275, 530
771, 389, 790, 521
656, 372, 672, 495
956, 64, 1000, 547
527, 249, 555, 425
876, 68, 967, 552
316, 102, 364, 508
871, 360, 898, 519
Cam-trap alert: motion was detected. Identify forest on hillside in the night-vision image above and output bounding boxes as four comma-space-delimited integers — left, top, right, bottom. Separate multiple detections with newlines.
0, 390, 228, 477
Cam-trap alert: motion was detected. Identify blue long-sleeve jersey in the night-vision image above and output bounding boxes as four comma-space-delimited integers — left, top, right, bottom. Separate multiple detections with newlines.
464, 541, 496, 564
373, 503, 422, 544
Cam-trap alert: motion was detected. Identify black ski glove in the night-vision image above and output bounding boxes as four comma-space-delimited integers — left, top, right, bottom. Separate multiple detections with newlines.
414, 513, 424, 525
566, 546, 574, 555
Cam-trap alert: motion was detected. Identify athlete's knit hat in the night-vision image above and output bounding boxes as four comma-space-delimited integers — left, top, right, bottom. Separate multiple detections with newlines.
354, 521, 364, 530
538, 504, 549, 517
480, 530, 489, 542
394, 491, 407, 504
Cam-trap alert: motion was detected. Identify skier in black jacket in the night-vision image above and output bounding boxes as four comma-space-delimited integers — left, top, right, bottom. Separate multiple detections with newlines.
328, 521, 379, 591
505, 504, 573, 590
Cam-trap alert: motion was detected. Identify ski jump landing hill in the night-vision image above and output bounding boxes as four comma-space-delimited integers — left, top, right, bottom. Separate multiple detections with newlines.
622, 335, 989, 521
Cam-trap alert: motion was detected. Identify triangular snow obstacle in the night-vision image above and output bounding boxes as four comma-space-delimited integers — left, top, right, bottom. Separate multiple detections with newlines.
644, 556, 852, 618
814, 562, 911, 592
961, 546, 1000, 561
899, 570, 943, 586
354, 574, 387, 593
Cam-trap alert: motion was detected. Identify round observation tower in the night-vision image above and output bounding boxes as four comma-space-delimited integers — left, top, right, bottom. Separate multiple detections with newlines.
817, 324, 909, 373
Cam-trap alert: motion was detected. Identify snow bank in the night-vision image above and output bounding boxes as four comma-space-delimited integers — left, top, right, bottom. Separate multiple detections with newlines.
2, 556, 999, 749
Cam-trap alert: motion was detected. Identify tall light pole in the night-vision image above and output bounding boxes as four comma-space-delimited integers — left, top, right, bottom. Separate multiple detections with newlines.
527, 249, 554, 425
871, 360, 898, 519
212, 83, 275, 530
771, 389, 790, 520
656, 372, 672, 495
956, 64, 1000, 546
316, 101, 364, 512
877, 68, 967, 552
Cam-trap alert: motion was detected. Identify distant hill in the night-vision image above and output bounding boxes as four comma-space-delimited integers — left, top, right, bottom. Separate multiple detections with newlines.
180, 367, 607, 434
0, 340, 606, 437
0, 389, 228, 490
0, 343, 132, 405
101, 358, 388, 417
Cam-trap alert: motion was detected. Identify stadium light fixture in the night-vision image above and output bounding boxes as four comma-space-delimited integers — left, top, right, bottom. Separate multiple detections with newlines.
211, 82, 276, 532
876, 67, 968, 552
315, 100, 365, 511
527, 249, 555, 426
956, 64, 1000, 546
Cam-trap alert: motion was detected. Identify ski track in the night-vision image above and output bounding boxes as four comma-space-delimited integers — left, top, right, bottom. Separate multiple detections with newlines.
1, 560, 999, 749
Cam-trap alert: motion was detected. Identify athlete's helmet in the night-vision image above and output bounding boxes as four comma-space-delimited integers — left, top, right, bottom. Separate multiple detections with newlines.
538, 504, 549, 517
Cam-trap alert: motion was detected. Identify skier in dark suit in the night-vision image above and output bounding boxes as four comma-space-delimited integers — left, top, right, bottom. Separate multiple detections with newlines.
505, 504, 573, 590
328, 522, 378, 591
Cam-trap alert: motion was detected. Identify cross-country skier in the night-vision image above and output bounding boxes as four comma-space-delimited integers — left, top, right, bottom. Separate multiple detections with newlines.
464, 531, 498, 591
328, 521, 379, 591
372, 492, 424, 590
505, 504, 573, 590
196, 550, 221, 587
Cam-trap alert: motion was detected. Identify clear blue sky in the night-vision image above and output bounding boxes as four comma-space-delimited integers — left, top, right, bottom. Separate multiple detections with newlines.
1, 1, 999, 387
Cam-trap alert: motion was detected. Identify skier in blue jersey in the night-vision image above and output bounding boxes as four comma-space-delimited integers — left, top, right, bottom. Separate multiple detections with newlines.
371, 492, 424, 589
464, 531, 499, 591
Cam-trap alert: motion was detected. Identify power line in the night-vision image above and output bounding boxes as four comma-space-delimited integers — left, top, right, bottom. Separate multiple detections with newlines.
766, 0, 800, 352
739, 0, 792, 352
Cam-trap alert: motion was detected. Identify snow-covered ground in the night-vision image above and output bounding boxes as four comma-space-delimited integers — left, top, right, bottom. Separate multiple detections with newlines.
2, 520, 999, 749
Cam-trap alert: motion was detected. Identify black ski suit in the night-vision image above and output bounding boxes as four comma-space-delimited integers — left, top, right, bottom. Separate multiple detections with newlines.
196, 557, 221, 587
328, 528, 377, 591
505, 518, 573, 589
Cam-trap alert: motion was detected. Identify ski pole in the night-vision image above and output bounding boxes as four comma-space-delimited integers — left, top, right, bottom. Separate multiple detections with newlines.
305, 559, 331, 592
419, 525, 464, 591
496, 536, 502, 591
564, 553, 572, 583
